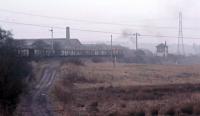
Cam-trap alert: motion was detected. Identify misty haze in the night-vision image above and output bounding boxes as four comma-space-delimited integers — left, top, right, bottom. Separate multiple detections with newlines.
1, 0, 200, 116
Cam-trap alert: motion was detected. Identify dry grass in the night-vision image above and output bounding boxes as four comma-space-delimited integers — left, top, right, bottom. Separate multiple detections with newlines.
31, 61, 50, 82
52, 62, 200, 116
76, 63, 200, 88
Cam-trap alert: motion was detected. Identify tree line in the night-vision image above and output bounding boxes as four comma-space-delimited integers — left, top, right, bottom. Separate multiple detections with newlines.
0, 28, 31, 116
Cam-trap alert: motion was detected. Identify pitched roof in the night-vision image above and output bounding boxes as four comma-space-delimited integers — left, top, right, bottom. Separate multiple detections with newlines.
15, 38, 82, 49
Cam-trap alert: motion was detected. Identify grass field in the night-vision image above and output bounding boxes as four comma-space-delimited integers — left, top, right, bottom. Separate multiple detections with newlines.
77, 63, 200, 87
52, 62, 200, 116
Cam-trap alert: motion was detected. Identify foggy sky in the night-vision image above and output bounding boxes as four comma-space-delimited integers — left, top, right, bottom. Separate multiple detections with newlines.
0, 0, 200, 49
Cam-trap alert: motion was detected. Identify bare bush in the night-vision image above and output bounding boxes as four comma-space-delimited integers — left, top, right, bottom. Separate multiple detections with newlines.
61, 64, 96, 83
128, 110, 145, 116
52, 64, 92, 115
88, 101, 99, 112
164, 108, 176, 116
61, 58, 84, 66
52, 84, 74, 105
52, 65, 78, 103
151, 109, 159, 116
180, 104, 193, 115
91, 57, 104, 63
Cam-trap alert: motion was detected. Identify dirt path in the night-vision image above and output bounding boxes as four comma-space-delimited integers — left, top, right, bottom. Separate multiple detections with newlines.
17, 62, 59, 116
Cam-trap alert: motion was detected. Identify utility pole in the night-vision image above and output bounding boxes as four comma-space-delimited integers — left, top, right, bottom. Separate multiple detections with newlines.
111, 35, 115, 67
164, 41, 167, 58
133, 33, 140, 50
111, 35, 113, 60
49, 27, 54, 50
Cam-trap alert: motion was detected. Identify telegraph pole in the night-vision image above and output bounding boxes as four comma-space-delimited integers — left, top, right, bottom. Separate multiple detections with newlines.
111, 35, 115, 67
50, 27, 54, 50
111, 35, 113, 60
133, 33, 140, 50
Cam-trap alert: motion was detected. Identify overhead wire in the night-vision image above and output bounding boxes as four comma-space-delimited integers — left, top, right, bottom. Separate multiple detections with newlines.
0, 8, 185, 30
0, 19, 200, 40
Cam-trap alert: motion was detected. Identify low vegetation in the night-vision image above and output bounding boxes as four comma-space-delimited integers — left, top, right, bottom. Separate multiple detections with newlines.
52, 62, 96, 115
61, 58, 84, 66
91, 57, 105, 63
51, 62, 200, 116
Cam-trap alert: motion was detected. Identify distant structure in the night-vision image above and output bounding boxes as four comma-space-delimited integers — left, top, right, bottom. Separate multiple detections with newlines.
16, 27, 82, 49
177, 12, 185, 56
17, 38, 81, 49
15, 26, 124, 57
156, 41, 168, 57
16, 27, 123, 50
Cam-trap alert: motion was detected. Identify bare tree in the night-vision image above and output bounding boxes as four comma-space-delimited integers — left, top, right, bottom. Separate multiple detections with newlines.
0, 28, 31, 116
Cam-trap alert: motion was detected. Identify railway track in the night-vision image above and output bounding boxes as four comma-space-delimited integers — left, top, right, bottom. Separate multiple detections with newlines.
31, 67, 56, 116
18, 63, 59, 116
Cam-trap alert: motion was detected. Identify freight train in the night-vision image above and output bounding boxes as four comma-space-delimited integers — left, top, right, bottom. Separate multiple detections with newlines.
17, 48, 123, 57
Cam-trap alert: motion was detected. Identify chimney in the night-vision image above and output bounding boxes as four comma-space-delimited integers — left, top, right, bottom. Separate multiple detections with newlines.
66, 27, 70, 39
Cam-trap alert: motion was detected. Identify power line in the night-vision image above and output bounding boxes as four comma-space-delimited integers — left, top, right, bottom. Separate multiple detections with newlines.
0, 19, 121, 34
2, 9, 200, 31
1, 19, 200, 40
140, 34, 200, 40
0, 19, 55, 28
0, 8, 187, 30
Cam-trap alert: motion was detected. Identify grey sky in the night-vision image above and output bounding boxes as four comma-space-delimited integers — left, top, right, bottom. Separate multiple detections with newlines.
0, 0, 200, 48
